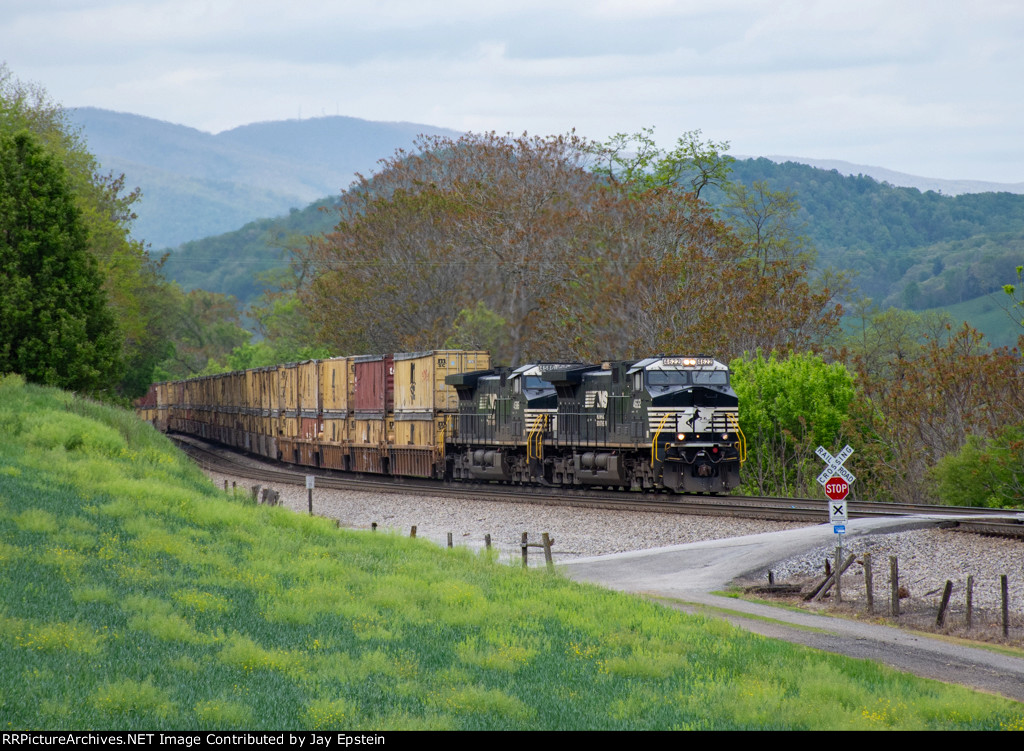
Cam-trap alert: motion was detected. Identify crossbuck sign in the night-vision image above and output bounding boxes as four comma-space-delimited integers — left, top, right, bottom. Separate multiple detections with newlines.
816, 444, 854, 486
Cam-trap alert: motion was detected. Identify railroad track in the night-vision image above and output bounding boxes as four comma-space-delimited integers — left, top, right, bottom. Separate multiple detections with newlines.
172, 435, 1024, 538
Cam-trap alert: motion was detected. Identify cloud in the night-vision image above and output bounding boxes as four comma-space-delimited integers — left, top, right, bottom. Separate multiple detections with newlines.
2, 0, 1022, 181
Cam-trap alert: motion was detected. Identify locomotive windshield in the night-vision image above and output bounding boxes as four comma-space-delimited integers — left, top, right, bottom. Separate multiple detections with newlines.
523, 376, 550, 391
647, 371, 689, 387
691, 371, 728, 385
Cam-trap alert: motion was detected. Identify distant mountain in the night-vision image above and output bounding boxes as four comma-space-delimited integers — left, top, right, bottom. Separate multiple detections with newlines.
763, 156, 1024, 196
68, 108, 461, 248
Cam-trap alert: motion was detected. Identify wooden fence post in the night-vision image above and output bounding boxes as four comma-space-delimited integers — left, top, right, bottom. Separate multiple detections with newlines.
1002, 575, 1010, 638
521, 532, 529, 568
966, 575, 973, 629
890, 556, 900, 617
410, 525, 417, 538
864, 553, 874, 614
542, 533, 553, 569
808, 554, 856, 602
447, 532, 453, 549
485, 534, 491, 550
936, 581, 953, 627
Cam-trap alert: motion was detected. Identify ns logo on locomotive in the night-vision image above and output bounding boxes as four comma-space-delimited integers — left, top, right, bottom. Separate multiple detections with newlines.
137, 351, 746, 495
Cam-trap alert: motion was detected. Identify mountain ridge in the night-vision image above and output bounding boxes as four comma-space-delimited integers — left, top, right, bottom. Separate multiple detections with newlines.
70, 107, 1024, 249
68, 107, 461, 248
763, 155, 1024, 196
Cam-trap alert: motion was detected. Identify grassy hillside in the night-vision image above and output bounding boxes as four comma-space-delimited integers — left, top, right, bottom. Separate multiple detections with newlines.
1, 375, 1021, 730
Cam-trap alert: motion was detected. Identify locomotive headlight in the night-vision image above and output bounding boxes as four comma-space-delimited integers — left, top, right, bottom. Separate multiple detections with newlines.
676, 432, 686, 441
722, 433, 729, 440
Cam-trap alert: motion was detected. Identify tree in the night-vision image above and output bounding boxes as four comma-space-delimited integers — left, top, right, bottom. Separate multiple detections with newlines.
301, 132, 600, 363
297, 127, 842, 365
730, 351, 856, 497
1, 64, 175, 397
575, 128, 843, 359
154, 288, 250, 379
588, 127, 734, 198
931, 424, 1024, 508
1001, 264, 1024, 331
847, 315, 1024, 504
0, 130, 122, 393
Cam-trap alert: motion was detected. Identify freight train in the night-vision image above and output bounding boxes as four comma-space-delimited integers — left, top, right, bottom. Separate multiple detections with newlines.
135, 350, 746, 494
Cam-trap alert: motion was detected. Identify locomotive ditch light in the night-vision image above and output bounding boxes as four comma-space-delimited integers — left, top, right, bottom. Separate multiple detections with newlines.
676, 432, 686, 441
722, 433, 729, 440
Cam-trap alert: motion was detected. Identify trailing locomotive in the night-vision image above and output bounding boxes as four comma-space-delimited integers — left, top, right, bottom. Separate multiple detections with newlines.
136, 350, 745, 495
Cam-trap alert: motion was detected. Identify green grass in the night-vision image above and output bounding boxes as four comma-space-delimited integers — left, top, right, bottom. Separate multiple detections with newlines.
2, 373, 1023, 730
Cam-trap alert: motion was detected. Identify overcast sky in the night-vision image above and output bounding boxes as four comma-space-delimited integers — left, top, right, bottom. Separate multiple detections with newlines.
3, 0, 1021, 183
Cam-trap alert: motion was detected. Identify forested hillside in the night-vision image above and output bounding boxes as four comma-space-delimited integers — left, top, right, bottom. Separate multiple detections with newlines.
160, 155, 1024, 348
720, 160, 1024, 311
161, 197, 340, 304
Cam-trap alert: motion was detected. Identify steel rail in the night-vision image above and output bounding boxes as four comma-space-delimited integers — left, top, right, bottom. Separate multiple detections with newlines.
172, 436, 1024, 538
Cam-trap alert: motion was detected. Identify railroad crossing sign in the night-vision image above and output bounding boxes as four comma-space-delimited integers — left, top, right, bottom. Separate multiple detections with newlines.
816, 444, 855, 487
818, 445, 855, 532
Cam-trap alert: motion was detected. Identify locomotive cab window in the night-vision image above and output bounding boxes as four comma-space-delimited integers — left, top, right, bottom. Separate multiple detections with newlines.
647, 371, 690, 388
691, 371, 728, 386
523, 376, 549, 392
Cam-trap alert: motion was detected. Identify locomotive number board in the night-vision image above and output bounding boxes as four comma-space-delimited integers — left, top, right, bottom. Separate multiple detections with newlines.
661, 357, 715, 367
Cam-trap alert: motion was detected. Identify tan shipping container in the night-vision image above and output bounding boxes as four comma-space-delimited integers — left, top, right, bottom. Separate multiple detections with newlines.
321, 417, 348, 444
298, 360, 320, 417
279, 363, 299, 417
393, 416, 447, 447
393, 350, 490, 415
351, 417, 393, 446
319, 356, 351, 413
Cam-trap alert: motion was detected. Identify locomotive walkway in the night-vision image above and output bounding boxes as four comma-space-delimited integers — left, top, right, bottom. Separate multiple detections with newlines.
560, 514, 1024, 703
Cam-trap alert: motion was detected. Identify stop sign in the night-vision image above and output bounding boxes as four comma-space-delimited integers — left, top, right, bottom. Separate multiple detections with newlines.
824, 476, 849, 501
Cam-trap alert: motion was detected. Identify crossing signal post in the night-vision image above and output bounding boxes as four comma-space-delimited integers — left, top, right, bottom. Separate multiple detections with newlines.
817, 446, 855, 536
818, 447, 856, 601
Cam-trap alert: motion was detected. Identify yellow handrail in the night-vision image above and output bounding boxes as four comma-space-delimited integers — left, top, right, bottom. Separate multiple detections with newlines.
436, 414, 454, 461
727, 412, 747, 464
650, 412, 671, 467
527, 413, 548, 462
